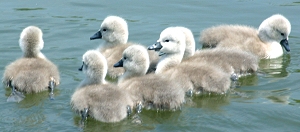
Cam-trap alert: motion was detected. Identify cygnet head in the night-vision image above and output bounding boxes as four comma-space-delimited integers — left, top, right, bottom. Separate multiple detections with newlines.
148, 27, 186, 57
114, 45, 150, 82
19, 26, 44, 58
258, 14, 291, 52
90, 16, 128, 45
79, 50, 108, 84
176, 26, 195, 58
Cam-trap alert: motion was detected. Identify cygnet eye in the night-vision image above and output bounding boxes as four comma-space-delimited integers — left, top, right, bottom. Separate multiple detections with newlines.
280, 33, 284, 36
164, 39, 170, 42
123, 57, 127, 60
103, 28, 107, 31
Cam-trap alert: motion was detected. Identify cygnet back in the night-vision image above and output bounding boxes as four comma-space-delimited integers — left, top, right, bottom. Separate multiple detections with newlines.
3, 26, 60, 99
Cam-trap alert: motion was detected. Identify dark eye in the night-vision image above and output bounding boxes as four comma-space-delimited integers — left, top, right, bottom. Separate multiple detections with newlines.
281, 33, 284, 36
103, 28, 107, 31
164, 40, 170, 42
123, 57, 127, 60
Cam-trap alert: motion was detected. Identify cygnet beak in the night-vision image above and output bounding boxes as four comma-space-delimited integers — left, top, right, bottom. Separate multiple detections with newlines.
90, 31, 102, 40
148, 42, 163, 51
78, 62, 84, 71
114, 59, 123, 67
280, 39, 290, 52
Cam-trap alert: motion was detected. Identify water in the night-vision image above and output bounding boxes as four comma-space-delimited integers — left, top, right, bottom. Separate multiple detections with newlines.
0, 0, 299, 131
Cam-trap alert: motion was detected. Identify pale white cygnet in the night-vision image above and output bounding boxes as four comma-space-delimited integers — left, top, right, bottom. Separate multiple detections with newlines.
114, 45, 185, 110
148, 27, 231, 94
200, 14, 291, 59
148, 27, 186, 74
176, 26, 195, 59
71, 50, 133, 123
90, 15, 159, 78
3, 26, 60, 102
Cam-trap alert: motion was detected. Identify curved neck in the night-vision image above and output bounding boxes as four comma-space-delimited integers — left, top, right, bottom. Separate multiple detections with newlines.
155, 53, 183, 74
98, 41, 125, 50
80, 75, 106, 88
118, 70, 145, 84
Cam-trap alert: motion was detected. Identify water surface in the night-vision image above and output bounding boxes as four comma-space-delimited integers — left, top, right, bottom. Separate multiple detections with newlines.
0, 0, 299, 131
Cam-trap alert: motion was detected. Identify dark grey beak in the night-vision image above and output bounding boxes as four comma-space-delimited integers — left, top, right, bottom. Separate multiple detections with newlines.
90, 31, 102, 40
78, 62, 84, 71
114, 59, 123, 67
280, 39, 290, 52
148, 42, 163, 51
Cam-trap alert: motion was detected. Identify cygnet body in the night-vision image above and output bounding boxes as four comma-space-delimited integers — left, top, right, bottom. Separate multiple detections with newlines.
70, 50, 133, 123
184, 48, 259, 79
114, 45, 185, 110
90, 16, 159, 78
3, 26, 60, 102
200, 14, 291, 59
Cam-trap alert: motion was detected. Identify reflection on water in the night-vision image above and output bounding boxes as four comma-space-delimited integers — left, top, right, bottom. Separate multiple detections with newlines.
230, 54, 292, 105
266, 95, 290, 104
232, 84, 291, 106
237, 74, 259, 86
73, 113, 156, 131
185, 94, 230, 112
259, 54, 291, 78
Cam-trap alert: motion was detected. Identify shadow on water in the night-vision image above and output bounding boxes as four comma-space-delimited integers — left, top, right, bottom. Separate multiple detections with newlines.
4, 87, 60, 108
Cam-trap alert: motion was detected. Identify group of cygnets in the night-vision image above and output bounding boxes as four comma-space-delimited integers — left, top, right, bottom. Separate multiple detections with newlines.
2, 14, 291, 123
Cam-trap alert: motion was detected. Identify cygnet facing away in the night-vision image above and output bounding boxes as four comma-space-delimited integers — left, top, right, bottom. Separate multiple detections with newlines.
148, 27, 231, 94
71, 50, 133, 123
90, 15, 159, 78
2, 26, 60, 102
114, 45, 185, 111
200, 14, 291, 59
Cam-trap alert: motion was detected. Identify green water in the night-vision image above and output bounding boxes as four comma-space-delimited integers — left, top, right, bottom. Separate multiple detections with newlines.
0, 0, 299, 131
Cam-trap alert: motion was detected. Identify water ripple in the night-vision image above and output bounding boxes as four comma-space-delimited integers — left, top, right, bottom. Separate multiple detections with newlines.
14, 8, 45, 11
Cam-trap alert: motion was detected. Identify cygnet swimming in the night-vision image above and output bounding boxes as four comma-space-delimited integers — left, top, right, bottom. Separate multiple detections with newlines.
148, 27, 231, 94
90, 16, 159, 78
200, 14, 291, 59
71, 50, 133, 123
114, 45, 185, 111
3, 26, 60, 102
